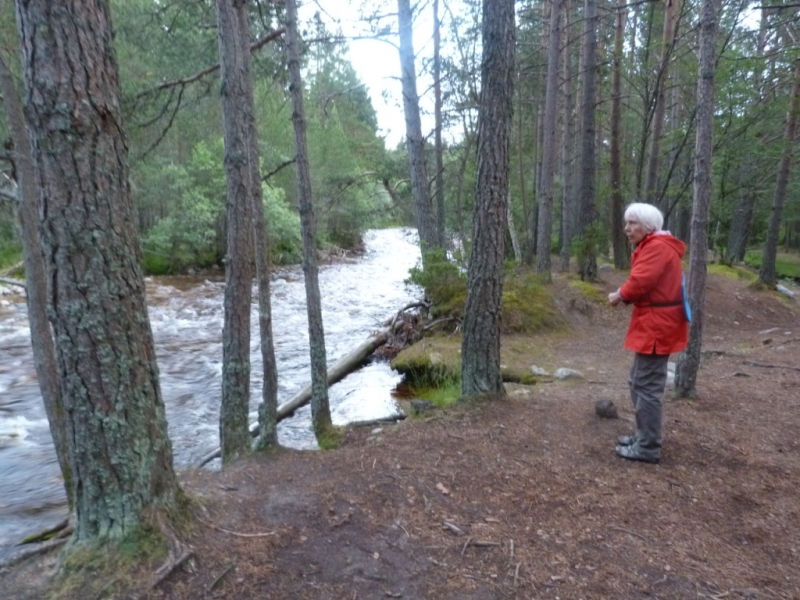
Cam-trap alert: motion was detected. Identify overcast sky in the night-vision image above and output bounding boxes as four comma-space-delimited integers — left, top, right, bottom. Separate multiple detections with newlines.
298, 0, 439, 149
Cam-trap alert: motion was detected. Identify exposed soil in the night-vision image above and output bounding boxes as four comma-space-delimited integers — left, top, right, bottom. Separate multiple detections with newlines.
2, 268, 799, 599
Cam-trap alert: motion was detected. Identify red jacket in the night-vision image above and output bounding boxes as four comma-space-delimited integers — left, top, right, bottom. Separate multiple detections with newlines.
619, 232, 689, 355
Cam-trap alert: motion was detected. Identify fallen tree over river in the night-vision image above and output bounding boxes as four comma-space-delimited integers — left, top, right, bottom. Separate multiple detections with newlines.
196, 329, 393, 467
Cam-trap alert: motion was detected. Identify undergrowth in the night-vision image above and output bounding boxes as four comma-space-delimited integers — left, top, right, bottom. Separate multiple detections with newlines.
408, 251, 563, 333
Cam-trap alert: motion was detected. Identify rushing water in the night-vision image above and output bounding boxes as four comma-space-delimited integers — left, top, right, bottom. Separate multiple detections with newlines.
0, 228, 421, 559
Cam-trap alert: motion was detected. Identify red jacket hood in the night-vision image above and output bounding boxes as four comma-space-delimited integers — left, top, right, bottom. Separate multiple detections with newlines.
641, 231, 686, 258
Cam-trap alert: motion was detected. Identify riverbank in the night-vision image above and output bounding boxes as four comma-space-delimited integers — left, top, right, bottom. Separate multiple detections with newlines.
2, 267, 799, 599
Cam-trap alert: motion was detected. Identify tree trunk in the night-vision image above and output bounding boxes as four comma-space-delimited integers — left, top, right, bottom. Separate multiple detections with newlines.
16, 0, 181, 543
196, 330, 390, 468
433, 0, 446, 249
758, 58, 800, 287
577, 0, 598, 281
224, 3, 278, 452
508, 192, 522, 262
633, 3, 657, 197
461, 0, 515, 397
286, 0, 333, 442
675, 0, 718, 398
0, 52, 72, 503
559, 0, 576, 273
727, 5, 769, 263
644, 0, 683, 208
398, 0, 438, 255
517, 72, 530, 261
216, 0, 255, 463
454, 126, 474, 256
609, 0, 630, 269
726, 188, 756, 263
536, 0, 564, 280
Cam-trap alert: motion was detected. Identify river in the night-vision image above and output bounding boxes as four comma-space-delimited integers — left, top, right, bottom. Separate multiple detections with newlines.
0, 227, 422, 560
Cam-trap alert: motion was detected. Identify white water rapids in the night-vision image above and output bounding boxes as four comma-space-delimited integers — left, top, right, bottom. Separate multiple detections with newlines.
0, 228, 421, 559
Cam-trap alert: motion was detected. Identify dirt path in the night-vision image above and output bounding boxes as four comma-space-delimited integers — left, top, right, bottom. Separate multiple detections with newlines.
3, 270, 799, 599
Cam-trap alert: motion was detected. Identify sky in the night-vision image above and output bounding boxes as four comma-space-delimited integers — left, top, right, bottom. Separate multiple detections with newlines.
298, 0, 440, 149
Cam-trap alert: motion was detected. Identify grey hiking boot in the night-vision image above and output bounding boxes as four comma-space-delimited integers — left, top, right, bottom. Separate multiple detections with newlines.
615, 441, 660, 464
617, 434, 637, 446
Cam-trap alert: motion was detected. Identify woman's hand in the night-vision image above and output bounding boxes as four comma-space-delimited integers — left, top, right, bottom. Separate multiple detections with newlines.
608, 289, 624, 306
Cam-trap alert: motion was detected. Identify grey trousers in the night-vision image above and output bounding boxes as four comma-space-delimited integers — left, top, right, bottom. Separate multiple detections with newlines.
628, 352, 670, 458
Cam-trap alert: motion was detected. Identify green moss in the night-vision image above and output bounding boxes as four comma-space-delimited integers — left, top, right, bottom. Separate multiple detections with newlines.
316, 424, 344, 450
501, 367, 538, 385
53, 523, 171, 600
566, 278, 608, 303
391, 338, 462, 387
744, 250, 800, 279
417, 380, 461, 408
708, 263, 757, 282
501, 269, 564, 333
408, 254, 564, 333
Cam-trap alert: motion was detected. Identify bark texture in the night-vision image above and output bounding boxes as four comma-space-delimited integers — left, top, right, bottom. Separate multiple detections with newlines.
461, 0, 515, 397
15, 0, 180, 542
758, 59, 800, 287
609, 0, 630, 269
559, 0, 576, 273
675, 0, 718, 397
286, 0, 332, 439
433, 0, 446, 249
0, 52, 72, 502
577, 0, 598, 281
644, 0, 683, 207
398, 0, 438, 254
535, 0, 563, 279
216, 0, 255, 463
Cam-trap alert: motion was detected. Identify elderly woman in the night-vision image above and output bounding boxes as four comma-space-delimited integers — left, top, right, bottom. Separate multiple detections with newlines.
608, 203, 689, 464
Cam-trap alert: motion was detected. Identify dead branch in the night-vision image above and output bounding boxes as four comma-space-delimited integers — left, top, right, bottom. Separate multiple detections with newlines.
262, 158, 296, 182
442, 521, 466, 536
0, 276, 26, 291
742, 360, 800, 372
206, 562, 236, 595
470, 540, 502, 547
131, 29, 286, 103
345, 414, 406, 428
92, 577, 121, 600
421, 316, 459, 333
196, 516, 276, 538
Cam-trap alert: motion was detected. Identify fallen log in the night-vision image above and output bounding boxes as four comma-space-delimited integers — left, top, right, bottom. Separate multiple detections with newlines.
0, 276, 26, 291
196, 328, 391, 467
276, 329, 390, 420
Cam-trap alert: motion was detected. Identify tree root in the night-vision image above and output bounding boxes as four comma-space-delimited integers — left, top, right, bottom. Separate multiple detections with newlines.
206, 562, 236, 594
196, 516, 276, 538
0, 537, 67, 570
132, 550, 193, 600
20, 519, 70, 544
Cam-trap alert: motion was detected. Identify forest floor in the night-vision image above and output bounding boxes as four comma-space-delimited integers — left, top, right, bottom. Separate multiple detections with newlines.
2, 267, 799, 600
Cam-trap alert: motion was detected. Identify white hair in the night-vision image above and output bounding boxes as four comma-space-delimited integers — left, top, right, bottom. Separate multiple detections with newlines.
624, 202, 664, 233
